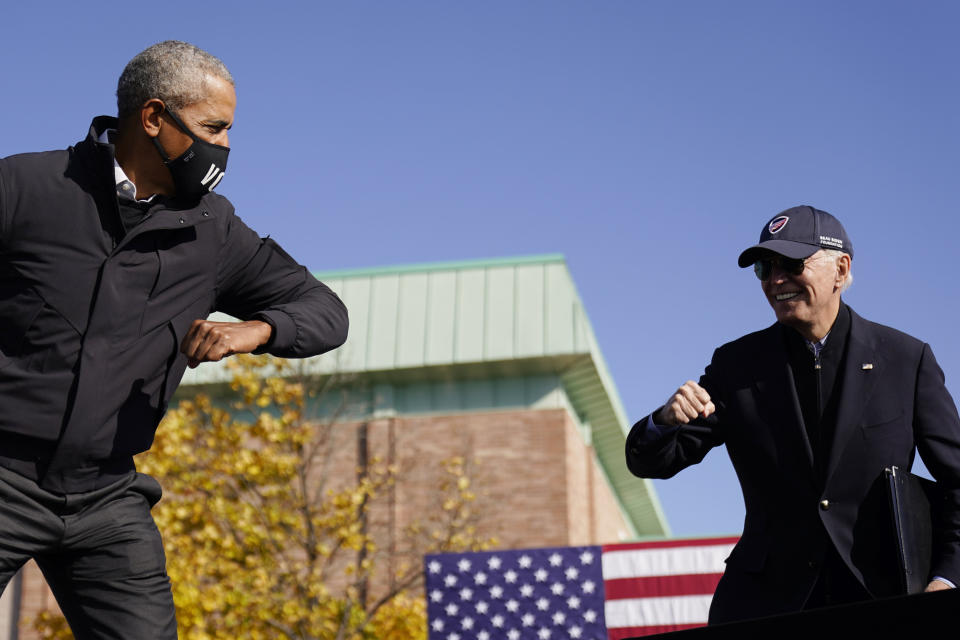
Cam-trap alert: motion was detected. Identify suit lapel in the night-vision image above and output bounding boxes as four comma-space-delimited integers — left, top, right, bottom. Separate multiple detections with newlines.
752, 325, 817, 486
824, 308, 883, 486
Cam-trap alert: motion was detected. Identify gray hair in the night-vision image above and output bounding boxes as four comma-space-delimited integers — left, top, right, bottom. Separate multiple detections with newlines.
820, 248, 853, 293
116, 40, 234, 120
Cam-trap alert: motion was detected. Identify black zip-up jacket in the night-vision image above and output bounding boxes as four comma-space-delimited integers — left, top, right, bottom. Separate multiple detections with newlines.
0, 117, 348, 492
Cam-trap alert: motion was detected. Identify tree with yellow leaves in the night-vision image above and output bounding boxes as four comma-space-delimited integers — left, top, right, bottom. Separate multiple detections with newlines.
34, 354, 494, 640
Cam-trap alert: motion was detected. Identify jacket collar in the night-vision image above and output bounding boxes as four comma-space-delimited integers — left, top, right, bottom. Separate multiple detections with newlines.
822, 306, 883, 486
752, 325, 817, 487
73, 116, 120, 191
88, 115, 119, 145
74, 116, 222, 232
752, 302, 871, 490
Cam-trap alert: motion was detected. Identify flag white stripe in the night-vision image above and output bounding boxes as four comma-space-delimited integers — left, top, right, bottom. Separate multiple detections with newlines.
602, 544, 735, 579
605, 594, 713, 627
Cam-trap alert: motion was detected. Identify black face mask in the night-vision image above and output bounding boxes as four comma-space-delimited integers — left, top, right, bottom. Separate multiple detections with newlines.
152, 109, 230, 202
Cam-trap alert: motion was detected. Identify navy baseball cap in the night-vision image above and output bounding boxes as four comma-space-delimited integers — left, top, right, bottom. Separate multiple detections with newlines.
737, 205, 853, 268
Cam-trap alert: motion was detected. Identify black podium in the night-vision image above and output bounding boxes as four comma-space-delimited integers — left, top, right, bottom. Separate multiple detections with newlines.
634, 588, 960, 639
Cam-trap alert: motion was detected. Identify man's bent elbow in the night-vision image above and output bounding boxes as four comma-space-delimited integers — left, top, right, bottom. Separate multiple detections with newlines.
330, 307, 349, 349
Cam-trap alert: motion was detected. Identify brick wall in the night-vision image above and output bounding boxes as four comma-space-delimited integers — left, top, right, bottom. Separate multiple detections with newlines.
369, 408, 632, 549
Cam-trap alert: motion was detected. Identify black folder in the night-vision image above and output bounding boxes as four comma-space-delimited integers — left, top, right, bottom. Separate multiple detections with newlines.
883, 465, 936, 594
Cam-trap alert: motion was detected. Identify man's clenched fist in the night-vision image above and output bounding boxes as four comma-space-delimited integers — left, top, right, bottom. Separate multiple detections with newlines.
654, 380, 715, 426
180, 319, 273, 368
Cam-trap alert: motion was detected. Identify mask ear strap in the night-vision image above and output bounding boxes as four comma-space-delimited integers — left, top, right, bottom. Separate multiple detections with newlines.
149, 101, 175, 163
151, 104, 196, 164
152, 136, 172, 163
161, 108, 199, 142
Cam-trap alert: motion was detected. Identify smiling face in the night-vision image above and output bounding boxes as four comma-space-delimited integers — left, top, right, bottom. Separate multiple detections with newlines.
759, 249, 851, 341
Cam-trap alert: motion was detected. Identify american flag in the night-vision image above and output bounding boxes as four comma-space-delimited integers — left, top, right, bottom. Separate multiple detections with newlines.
424, 536, 738, 640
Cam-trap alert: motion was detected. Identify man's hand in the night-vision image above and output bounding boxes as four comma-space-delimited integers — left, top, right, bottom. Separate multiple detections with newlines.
654, 381, 716, 426
180, 319, 273, 368
925, 579, 954, 592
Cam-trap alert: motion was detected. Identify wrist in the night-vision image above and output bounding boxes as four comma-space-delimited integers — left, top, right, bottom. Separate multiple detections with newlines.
251, 319, 274, 348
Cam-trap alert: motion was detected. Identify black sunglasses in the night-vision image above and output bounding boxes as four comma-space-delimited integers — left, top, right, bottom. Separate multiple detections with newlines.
753, 256, 806, 281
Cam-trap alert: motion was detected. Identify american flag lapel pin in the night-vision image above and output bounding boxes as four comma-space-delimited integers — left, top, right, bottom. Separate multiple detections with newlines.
862, 363, 873, 370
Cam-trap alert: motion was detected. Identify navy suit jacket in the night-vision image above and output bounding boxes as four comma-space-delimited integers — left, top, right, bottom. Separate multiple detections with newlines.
626, 306, 960, 623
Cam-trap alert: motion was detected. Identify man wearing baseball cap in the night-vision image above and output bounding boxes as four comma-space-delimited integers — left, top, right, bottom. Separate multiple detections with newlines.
626, 205, 960, 623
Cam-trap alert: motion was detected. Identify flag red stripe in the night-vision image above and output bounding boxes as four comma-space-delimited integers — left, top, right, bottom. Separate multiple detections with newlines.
602, 536, 740, 552
607, 623, 707, 639
603, 573, 723, 600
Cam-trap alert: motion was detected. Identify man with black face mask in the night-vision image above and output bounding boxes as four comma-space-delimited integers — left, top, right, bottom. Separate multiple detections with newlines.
0, 41, 348, 638
150, 107, 230, 199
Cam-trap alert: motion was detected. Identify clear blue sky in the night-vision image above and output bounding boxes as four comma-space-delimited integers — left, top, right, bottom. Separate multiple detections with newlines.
3, 1, 958, 537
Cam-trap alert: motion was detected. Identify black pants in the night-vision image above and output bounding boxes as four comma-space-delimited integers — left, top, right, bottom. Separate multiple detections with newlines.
0, 466, 177, 639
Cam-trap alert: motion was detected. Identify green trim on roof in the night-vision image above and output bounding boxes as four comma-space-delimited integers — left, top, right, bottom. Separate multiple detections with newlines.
313, 253, 566, 280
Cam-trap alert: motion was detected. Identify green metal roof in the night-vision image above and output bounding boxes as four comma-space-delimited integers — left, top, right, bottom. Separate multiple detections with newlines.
181, 254, 669, 537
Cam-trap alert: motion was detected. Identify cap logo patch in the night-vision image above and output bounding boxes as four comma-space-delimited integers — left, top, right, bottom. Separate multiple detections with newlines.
768, 216, 789, 234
